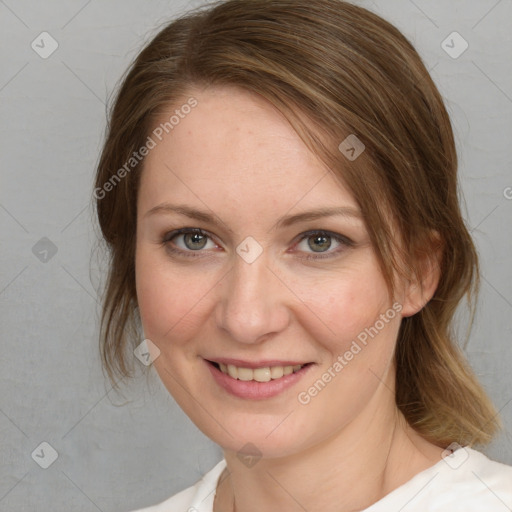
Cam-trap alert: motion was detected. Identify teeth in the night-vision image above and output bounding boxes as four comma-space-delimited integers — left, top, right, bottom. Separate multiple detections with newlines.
238, 366, 254, 381
217, 362, 304, 381
270, 366, 284, 379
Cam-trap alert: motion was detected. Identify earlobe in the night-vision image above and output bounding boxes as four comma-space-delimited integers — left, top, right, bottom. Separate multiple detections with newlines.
400, 232, 443, 318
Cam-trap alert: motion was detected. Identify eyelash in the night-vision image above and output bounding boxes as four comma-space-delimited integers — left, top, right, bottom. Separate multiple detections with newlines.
161, 228, 353, 260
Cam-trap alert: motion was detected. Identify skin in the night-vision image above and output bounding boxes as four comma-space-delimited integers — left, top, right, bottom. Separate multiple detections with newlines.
135, 85, 443, 512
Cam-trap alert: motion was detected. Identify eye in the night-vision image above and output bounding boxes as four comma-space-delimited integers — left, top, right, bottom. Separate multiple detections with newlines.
293, 230, 353, 259
162, 228, 218, 257
161, 228, 353, 260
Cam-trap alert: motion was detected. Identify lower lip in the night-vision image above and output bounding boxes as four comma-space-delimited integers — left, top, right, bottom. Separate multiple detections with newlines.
205, 360, 314, 400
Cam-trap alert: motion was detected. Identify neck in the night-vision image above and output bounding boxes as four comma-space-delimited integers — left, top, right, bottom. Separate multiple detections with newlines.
215, 372, 443, 512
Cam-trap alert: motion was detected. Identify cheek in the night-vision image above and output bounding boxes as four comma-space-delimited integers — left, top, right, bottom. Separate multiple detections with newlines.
291, 267, 401, 428
287, 260, 393, 357
135, 248, 207, 344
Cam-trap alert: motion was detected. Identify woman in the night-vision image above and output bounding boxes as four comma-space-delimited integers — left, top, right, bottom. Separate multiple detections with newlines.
94, 1, 512, 510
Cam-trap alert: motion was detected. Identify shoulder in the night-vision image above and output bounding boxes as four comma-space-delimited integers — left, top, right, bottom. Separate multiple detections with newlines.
440, 447, 512, 494
130, 459, 227, 512
366, 447, 512, 511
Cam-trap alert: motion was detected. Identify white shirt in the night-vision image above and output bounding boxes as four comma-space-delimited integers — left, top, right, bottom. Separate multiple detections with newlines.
131, 447, 512, 511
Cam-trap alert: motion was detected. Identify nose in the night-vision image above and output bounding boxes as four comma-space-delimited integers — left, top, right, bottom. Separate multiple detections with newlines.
215, 251, 291, 345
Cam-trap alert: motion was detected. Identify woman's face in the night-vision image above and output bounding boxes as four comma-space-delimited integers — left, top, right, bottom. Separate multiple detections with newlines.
135, 86, 412, 458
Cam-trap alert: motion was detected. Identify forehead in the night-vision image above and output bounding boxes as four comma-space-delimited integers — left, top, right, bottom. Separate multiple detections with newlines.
138, 86, 358, 217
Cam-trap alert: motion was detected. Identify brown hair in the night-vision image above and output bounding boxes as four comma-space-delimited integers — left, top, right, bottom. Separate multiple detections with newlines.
94, 0, 499, 446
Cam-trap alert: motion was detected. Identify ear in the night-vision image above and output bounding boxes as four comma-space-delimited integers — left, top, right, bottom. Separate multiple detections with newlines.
400, 231, 443, 318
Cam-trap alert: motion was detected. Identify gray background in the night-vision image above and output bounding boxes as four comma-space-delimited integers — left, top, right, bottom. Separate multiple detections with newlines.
1, 0, 511, 510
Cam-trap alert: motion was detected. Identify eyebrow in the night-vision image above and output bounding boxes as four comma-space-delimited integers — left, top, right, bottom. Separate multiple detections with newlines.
144, 203, 362, 231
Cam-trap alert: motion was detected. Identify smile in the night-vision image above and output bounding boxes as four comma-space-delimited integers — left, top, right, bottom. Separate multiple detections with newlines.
205, 359, 314, 399
217, 362, 304, 381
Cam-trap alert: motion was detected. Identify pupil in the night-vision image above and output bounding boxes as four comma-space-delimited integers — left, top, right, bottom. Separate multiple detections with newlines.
309, 235, 331, 252
185, 232, 207, 250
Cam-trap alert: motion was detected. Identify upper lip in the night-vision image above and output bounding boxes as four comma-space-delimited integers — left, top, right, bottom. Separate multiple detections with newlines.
206, 358, 312, 369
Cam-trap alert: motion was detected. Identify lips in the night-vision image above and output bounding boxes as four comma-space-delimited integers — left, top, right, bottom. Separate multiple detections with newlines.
205, 357, 314, 383
208, 358, 311, 369
205, 358, 315, 399
214, 361, 306, 382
